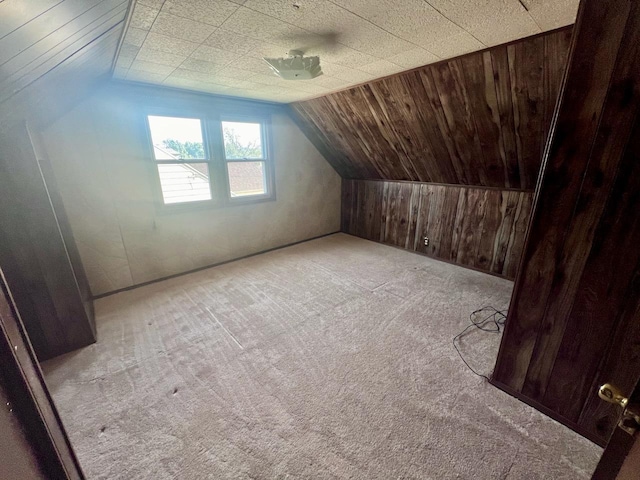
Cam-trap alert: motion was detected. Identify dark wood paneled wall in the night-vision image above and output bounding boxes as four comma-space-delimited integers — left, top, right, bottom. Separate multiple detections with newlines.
493, 0, 640, 445
342, 180, 532, 279
0, 0, 128, 131
291, 28, 572, 190
0, 0, 128, 358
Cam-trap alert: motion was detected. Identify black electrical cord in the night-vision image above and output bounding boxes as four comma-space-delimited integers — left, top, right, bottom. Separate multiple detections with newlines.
452, 307, 508, 381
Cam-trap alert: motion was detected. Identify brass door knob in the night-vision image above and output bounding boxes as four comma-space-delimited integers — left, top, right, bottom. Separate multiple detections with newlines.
598, 383, 629, 408
598, 383, 639, 436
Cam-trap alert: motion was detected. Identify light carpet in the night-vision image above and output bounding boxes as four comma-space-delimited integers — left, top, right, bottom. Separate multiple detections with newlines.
42, 233, 602, 479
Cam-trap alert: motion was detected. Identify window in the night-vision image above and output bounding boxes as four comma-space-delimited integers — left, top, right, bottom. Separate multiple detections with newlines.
146, 114, 273, 209
147, 116, 212, 204
221, 121, 268, 198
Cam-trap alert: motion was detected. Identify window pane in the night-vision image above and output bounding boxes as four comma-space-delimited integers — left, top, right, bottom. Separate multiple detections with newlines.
148, 116, 206, 160
157, 163, 211, 204
227, 161, 266, 197
221, 121, 264, 160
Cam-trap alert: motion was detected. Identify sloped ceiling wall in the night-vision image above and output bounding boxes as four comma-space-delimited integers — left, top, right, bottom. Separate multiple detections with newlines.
0, 1, 129, 359
290, 27, 572, 191
0, 0, 129, 131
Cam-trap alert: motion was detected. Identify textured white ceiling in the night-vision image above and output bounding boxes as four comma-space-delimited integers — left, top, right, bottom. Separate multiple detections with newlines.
113, 0, 579, 103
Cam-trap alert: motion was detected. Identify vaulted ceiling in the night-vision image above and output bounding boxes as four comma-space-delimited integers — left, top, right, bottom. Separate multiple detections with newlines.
290, 28, 573, 190
113, 0, 579, 103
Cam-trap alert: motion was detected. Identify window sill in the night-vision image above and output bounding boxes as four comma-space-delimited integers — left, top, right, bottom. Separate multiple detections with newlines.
227, 193, 276, 206
155, 195, 276, 215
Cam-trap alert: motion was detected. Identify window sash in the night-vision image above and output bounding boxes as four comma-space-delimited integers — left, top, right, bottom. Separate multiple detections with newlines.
155, 161, 214, 205
147, 115, 210, 162
154, 159, 214, 164
225, 160, 267, 165
220, 118, 269, 162
225, 160, 269, 199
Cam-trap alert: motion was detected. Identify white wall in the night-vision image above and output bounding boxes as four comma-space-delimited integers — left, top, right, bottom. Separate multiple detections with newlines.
41, 84, 341, 296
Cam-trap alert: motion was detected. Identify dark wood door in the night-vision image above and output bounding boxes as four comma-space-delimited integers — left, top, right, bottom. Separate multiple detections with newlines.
0, 267, 84, 479
491, 0, 640, 446
592, 381, 640, 479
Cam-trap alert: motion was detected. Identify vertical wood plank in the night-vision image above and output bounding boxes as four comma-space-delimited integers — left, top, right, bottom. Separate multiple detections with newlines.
414, 184, 433, 252
430, 62, 485, 185
476, 190, 502, 272
457, 188, 489, 269
543, 28, 573, 145
503, 192, 532, 280
407, 183, 421, 250
405, 71, 459, 184
340, 179, 350, 232
490, 191, 521, 276
425, 185, 445, 257
490, 46, 520, 188
508, 35, 546, 190
459, 52, 506, 187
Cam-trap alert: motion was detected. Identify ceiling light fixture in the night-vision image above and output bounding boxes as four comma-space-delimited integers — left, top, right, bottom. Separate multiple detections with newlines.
263, 50, 322, 80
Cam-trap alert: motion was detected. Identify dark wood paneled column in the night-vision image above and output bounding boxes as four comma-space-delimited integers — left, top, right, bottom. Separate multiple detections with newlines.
492, 0, 640, 445
0, 124, 95, 360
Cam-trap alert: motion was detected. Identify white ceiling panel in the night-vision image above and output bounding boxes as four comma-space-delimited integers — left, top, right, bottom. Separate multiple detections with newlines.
161, 0, 238, 27
151, 12, 216, 43
221, 7, 320, 46
426, 0, 540, 46
122, 27, 148, 48
319, 62, 375, 83
129, 60, 176, 76
358, 60, 407, 76
137, 0, 164, 9
179, 58, 229, 74
135, 46, 186, 67
248, 73, 287, 86
128, 3, 158, 30
126, 70, 168, 84
426, 30, 486, 59
227, 55, 281, 76
330, 0, 469, 53
167, 68, 228, 83
310, 75, 351, 90
203, 29, 263, 54
387, 48, 440, 69
243, 0, 416, 58
142, 32, 199, 57
523, 0, 580, 31
189, 44, 238, 64
113, 0, 579, 103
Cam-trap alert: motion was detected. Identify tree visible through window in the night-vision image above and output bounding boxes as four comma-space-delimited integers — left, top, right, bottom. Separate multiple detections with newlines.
222, 128, 262, 159
162, 139, 205, 160
221, 121, 264, 159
